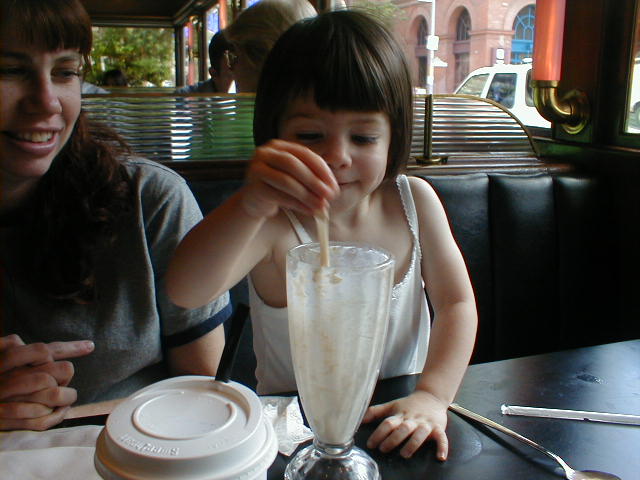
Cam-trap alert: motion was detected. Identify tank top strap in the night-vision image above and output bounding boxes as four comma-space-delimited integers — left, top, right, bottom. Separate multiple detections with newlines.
396, 174, 420, 241
283, 209, 313, 244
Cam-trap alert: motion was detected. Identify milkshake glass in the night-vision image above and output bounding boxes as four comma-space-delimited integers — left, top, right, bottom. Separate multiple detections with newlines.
284, 242, 394, 480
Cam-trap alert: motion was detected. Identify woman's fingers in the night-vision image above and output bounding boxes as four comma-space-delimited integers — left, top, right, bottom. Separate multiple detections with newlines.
0, 343, 53, 373
46, 340, 95, 361
0, 399, 54, 419
7, 385, 77, 409
0, 371, 58, 400
0, 340, 93, 374
0, 406, 69, 431
0, 334, 25, 351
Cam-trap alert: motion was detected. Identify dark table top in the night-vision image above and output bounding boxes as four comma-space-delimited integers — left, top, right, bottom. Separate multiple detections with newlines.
268, 340, 640, 480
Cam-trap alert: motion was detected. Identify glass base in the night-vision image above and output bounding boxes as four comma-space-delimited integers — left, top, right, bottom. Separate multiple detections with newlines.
284, 440, 380, 480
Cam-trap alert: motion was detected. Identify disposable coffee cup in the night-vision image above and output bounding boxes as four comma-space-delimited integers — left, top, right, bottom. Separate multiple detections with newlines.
94, 376, 277, 480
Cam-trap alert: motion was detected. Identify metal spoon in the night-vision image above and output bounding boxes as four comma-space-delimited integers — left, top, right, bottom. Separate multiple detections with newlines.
449, 403, 621, 480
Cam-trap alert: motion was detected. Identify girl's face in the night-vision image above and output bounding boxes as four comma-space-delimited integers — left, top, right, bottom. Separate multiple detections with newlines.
279, 95, 391, 213
0, 38, 82, 190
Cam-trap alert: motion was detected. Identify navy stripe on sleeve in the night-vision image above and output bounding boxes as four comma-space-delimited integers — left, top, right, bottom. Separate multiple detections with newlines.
163, 302, 233, 348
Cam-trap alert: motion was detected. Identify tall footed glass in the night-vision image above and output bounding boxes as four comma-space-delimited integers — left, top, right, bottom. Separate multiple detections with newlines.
285, 242, 395, 480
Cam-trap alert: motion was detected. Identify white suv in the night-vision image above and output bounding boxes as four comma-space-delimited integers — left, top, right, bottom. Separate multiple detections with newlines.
454, 63, 550, 129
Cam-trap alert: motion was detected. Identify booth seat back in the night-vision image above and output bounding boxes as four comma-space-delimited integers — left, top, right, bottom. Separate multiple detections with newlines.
420, 173, 615, 363
187, 171, 614, 388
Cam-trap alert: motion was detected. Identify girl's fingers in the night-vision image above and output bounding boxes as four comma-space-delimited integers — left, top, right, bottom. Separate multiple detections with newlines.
431, 426, 449, 461
399, 424, 432, 458
362, 402, 392, 423
377, 418, 418, 453
257, 142, 338, 199
280, 141, 339, 192
366, 414, 402, 449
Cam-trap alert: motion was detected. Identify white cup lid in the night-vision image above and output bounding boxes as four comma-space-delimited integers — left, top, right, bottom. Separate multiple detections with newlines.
95, 376, 277, 480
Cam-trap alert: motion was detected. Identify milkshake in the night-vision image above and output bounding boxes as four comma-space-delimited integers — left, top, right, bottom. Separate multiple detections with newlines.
285, 242, 394, 480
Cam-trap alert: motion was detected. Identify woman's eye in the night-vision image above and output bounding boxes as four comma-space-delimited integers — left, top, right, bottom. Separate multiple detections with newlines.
352, 135, 378, 144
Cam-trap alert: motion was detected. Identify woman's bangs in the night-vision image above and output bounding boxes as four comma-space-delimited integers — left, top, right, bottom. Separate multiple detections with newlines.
5, 1, 91, 56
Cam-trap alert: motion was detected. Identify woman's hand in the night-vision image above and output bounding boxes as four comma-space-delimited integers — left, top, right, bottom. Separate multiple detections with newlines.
0, 334, 94, 431
362, 390, 450, 460
242, 139, 338, 218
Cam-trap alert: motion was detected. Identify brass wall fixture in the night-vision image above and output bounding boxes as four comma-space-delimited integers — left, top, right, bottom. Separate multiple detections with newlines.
532, 0, 591, 135
532, 80, 590, 135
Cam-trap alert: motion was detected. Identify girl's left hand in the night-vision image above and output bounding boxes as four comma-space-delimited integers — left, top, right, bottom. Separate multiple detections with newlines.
362, 390, 449, 460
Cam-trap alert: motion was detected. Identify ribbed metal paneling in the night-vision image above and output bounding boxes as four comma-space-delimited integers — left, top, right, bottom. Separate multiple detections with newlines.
82, 93, 255, 161
82, 93, 539, 163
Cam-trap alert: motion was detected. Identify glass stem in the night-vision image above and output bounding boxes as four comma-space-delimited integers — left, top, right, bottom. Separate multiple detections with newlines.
313, 438, 354, 458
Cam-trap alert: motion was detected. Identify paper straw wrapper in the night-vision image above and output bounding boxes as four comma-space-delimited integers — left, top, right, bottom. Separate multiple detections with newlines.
501, 404, 640, 426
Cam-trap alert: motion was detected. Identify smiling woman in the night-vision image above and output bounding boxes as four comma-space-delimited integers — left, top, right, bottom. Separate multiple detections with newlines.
0, 0, 231, 432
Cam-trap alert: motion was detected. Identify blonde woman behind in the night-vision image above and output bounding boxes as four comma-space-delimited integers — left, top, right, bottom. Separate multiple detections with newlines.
224, 0, 316, 92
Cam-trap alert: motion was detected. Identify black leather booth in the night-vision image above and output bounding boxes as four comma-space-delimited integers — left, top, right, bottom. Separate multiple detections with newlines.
187, 171, 614, 388
420, 173, 614, 364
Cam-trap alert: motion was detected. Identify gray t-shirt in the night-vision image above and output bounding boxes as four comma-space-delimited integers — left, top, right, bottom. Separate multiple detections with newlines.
1, 158, 231, 404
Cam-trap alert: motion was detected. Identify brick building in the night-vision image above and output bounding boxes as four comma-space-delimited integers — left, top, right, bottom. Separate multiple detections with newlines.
357, 0, 538, 93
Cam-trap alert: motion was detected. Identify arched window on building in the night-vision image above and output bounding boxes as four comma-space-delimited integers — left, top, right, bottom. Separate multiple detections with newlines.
418, 18, 429, 89
454, 9, 471, 87
512, 5, 535, 64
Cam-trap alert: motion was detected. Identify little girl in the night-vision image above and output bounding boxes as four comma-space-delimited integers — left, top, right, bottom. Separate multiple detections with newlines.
167, 10, 477, 460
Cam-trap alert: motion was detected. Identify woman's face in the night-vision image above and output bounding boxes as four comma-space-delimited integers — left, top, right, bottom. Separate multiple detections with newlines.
0, 38, 82, 189
227, 48, 259, 93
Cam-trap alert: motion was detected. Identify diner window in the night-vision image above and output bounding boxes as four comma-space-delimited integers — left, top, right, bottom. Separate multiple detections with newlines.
183, 15, 202, 87
625, 6, 640, 133
88, 27, 175, 88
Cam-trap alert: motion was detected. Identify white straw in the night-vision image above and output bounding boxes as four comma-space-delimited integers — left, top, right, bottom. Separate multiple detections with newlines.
315, 208, 330, 267
501, 404, 640, 426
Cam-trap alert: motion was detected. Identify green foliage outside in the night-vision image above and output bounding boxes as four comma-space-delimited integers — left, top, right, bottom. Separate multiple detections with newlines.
86, 27, 175, 87
350, 0, 406, 28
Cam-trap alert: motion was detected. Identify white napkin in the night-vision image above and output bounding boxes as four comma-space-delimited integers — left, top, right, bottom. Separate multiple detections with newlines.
0, 425, 102, 480
261, 396, 314, 456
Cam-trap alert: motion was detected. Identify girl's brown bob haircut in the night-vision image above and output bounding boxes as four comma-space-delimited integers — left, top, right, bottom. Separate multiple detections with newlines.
1, 0, 92, 64
253, 9, 414, 178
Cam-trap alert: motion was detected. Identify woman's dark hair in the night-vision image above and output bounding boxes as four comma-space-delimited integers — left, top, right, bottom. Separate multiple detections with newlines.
253, 9, 414, 178
2, 0, 132, 303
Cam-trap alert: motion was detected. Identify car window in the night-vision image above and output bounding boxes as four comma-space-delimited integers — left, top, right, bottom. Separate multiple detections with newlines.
525, 69, 534, 107
456, 74, 489, 95
487, 73, 517, 109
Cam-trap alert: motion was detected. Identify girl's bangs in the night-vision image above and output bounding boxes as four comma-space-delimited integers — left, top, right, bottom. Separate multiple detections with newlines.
283, 19, 394, 115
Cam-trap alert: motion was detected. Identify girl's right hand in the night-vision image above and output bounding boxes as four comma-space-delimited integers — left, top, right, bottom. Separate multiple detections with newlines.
242, 139, 339, 218
0, 334, 94, 431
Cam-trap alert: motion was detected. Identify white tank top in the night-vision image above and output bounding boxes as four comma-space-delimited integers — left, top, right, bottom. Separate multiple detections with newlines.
249, 175, 430, 394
